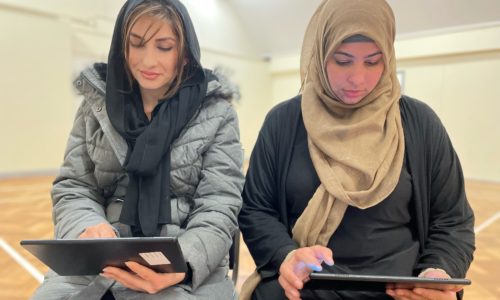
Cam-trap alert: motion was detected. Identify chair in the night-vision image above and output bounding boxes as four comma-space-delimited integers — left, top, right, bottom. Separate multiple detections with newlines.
229, 228, 240, 286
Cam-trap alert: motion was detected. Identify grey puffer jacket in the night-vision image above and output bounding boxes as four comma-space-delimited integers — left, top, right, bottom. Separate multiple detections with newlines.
51, 66, 244, 292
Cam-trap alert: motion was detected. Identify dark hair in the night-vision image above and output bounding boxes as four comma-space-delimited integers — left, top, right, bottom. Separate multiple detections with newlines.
342, 34, 374, 43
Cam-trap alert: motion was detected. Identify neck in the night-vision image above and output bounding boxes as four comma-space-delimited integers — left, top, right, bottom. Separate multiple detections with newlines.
140, 88, 166, 120
142, 101, 156, 121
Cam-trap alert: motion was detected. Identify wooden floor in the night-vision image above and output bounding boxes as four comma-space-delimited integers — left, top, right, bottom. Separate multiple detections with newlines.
1, 176, 499, 299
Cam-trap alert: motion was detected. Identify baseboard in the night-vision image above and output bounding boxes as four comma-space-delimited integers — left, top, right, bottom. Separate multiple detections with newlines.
465, 177, 500, 184
0, 169, 58, 180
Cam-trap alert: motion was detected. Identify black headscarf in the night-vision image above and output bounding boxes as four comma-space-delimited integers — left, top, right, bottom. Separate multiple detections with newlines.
105, 0, 210, 236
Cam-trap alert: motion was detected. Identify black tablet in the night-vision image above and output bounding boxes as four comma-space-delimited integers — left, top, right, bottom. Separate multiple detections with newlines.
20, 237, 187, 276
304, 272, 471, 292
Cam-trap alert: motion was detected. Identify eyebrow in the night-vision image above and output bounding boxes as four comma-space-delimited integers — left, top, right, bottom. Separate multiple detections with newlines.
130, 32, 176, 42
333, 51, 383, 58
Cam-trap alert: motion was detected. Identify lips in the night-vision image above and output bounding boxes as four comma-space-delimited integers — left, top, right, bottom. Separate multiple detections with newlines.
344, 90, 363, 98
140, 70, 160, 80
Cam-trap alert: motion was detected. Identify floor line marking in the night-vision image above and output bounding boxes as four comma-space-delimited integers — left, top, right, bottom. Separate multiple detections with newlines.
0, 238, 44, 283
475, 211, 500, 234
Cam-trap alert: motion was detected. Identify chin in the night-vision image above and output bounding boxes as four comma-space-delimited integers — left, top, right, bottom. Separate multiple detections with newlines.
341, 98, 363, 105
137, 81, 164, 91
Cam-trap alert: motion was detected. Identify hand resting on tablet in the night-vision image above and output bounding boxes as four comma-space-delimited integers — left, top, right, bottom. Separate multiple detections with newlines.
386, 269, 461, 300
78, 223, 186, 294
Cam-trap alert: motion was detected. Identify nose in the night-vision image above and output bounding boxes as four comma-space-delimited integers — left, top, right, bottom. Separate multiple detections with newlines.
142, 46, 157, 68
347, 65, 365, 87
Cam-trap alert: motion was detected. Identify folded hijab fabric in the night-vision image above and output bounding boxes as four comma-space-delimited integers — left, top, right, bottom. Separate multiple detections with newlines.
240, 0, 404, 298
296, 0, 404, 247
105, 0, 210, 236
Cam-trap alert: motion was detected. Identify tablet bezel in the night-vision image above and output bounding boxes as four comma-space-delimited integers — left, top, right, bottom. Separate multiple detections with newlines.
21, 237, 187, 276
304, 272, 471, 292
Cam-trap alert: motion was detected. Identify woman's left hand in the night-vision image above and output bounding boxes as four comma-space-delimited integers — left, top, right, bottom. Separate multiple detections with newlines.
386, 269, 461, 300
101, 261, 186, 294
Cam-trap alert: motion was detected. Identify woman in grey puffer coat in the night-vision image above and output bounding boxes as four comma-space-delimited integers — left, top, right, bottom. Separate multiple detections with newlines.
31, 1, 244, 299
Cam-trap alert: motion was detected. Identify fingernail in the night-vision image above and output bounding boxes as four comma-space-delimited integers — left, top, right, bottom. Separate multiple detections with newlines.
325, 259, 334, 266
307, 263, 322, 272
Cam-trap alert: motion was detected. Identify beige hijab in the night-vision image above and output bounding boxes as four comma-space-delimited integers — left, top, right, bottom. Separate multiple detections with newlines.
240, 0, 404, 298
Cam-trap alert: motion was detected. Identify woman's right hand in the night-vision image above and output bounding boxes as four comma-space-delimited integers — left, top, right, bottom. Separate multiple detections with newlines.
278, 245, 334, 300
79, 222, 117, 238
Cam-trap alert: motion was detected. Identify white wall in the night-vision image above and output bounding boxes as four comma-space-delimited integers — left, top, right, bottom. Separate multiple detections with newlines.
201, 52, 272, 158
0, 7, 74, 174
0, 0, 124, 22
1, 0, 499, 182
398, 50, 500, 182
269, 55, 302, 105
0, 0, 271, 175
182, 0, 257, 58
0, 0, 123, 175
183, 0, 273, 156
396, 24, 500, 182
270, 24, 500, 182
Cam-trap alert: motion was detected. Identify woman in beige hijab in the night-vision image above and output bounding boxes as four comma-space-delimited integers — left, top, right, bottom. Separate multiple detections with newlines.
238, 0, 475, 299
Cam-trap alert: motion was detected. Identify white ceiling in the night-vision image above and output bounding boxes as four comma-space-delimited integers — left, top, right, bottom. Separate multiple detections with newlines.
228, 0, 500, 58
